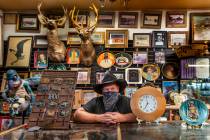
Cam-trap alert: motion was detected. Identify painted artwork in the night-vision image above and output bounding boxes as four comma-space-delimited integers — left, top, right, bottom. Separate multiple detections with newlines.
162, 81, 179, 96
66, 48, 80, 64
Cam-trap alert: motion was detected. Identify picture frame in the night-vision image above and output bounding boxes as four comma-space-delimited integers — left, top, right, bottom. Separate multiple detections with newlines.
3, 13, 17, 24
96, 72, 105, 84
125, 87, 138, 98
125, 68, 142, 84
34, 51, 48, 68
152, 31, 167, 48
66, 47, 80, 64
155, 51, 165, 64
133, 33, 151, 48
71, 68, 91, 84
33, 35, 48, 48
16, 14, 40, 32
166, 11, 187, 28
141, 11, 162, 29
190, 13, 210, 43
91, 32, 105, 45
133, 52, 148, 64
0, 16, 3, 67
162, 81, 179, 96
6, 36, 33, 68
105, 30, 128, 48
118, 12, 138, 28
97, 11, 115, 28
168, 31, 189, 48
67, 32, 81, 45
82, 90, 98, 104
113, 71, 124, 80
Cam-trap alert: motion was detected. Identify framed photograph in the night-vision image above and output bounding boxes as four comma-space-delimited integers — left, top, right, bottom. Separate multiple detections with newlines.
141, 11, 162, 29
91, 32, 105, 45
33, 35, 48, 48
71, 68, 91, 84
152, 31, 167, 48
34, 51, 48, 68
125, 68, 142, 84
133, 52, 148, 64
105, 30, 128, 48
4, 13, 17, 24
162, 81, 179, 96
133, 33, 151, 48
66, 47, 80, 64
168, 31, 189, 48
118, 12, 138, 28
0, 16, 3, 67
16, 14, 40, 32
155, 51, 165, 64
125, 87, 138, 98
67, 32, 81, 45
96, 72, 105, 84
166, 11, 187, 28
190, 13, 210, 43
97, 12, 115, 28
6, 36, 33, 68
82, 90, 98, 104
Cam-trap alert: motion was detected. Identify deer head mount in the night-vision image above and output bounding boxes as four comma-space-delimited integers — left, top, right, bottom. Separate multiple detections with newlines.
69, 3, 98, 66
37, 2, 67, 62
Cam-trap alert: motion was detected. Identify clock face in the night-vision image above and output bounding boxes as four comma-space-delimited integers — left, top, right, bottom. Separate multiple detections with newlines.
138, 95, 157, 113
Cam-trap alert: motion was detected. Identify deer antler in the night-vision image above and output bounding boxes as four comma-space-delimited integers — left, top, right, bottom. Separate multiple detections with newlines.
87, 3, 98, 33
37, 2, 49, 26
55, 5, 68, 26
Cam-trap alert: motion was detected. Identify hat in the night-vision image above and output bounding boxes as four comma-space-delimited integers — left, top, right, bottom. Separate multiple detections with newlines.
94, 71, 127, 94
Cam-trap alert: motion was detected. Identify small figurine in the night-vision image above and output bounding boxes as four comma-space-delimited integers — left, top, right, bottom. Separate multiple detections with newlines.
188, 101, 199, 121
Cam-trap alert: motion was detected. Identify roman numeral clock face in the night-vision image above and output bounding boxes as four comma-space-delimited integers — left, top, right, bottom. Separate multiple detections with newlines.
139, 95, 157, 113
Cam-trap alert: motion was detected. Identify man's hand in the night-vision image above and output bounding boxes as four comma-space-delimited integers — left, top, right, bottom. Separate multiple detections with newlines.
106, 112, 125, 123
96, 113, 116, 124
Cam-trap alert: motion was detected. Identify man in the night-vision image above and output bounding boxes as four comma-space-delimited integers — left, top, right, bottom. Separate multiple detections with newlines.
74, 71, 136, 124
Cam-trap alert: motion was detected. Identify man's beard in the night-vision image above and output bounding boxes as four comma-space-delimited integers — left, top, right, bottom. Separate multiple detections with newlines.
103, 92, 119, 112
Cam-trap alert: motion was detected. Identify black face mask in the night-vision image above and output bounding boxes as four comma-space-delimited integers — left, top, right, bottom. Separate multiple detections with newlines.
102, 92, 119, 112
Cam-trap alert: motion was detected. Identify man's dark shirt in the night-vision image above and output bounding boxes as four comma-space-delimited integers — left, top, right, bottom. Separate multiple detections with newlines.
83, 95, 132, 114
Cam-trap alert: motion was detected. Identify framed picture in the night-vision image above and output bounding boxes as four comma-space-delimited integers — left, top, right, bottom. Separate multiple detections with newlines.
97, 12, 115, 28
125, 68, 142, 84
82, 90, 98, 104
141, 11, 162, 29
166, 11, 187, 28
6, 36, 33, 68
16, 14, 40, 32
67, 32, 81, 45
69, 11, 88, 28
133, 33, 151, 48
91, 32, 105, 45
162, 81, 179, 96
168, 31, 189, 48
155, 51, 165, 64
105, 30, 128, 48
66, 47, 80, 64
71, 68, 91, 84
118, 12, 138, 28
190, 13, 210, 43
4, 13, 17, 24
133, 52, 148, 64
34, 51, 48, 68
96, 72, 105, 84
113, 72, 124, 80
0, 16, 2, 67
125, 87, 138, 98
152, 31, 167, 48
33, 35, 48, 48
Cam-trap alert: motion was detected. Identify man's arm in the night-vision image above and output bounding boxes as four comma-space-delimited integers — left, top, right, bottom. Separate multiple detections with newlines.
108, 112, 137, 123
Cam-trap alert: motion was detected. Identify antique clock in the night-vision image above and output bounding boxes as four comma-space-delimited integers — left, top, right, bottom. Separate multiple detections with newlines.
130, 86, 166, 122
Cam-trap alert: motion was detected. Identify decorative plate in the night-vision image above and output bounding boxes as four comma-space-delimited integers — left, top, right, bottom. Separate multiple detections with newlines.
97, 51, 116, 68
179, 99, 209, 126
142, 64, 160, 81
162, 63, 180, 79
114, 52, 132, 69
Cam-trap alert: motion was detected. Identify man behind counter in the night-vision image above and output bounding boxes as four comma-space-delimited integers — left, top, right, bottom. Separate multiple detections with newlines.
74, 71, 136, 124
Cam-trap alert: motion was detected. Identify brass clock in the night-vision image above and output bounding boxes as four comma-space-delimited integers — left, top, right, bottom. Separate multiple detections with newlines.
130, 86, 166, 122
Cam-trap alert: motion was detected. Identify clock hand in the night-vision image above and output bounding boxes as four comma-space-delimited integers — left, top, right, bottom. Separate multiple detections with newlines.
144, 102, 149, 110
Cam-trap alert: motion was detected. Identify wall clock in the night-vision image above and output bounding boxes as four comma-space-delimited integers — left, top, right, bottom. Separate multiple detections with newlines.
130, 86, 166, 122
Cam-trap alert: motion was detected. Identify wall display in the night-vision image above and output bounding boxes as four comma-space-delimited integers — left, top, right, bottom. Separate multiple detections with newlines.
168, 31, 189, 48
140, 11, 162, 29
66, 47, 80, 64
125, 68, 142, 84
96, 72, 105, 84
91, 32, 105, 45
162, 81, 179, 96
179, 99, 209, 126
181, 58, 196, 79
118, 12, 138, 28
114, 52, 132, 69
155, 51, 165, 64
142, 64, 160, 81
162, 63, 180, 79
97, 51, 116, 68
71, 68, 91, 84
125, 87, 138, 98
3, 13, 16, 24
0, 15, 2, 66
195, 58, 209, 79
33, 35, 48, 48
97, 12, 115, 28
82, 90, 98, 104
67, 32, 82, 45
190, 13, 210, 43
152, 31, 167, 48
130, 86, 166, 122
16, 14, 40, 32
5, 36, 33, 68
34, 51, 48, 68
166, 11, 187, 28
133, 52, 148, 64
133, 33, 151, 48
105, 30, 128, 48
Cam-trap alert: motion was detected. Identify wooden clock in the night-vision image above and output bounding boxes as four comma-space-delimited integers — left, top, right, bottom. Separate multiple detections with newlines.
130, 86, 166, 122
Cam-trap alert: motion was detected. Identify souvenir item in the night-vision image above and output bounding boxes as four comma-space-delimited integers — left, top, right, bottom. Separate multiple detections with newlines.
97, 51, 116, 68
162, 81, 179, 96
34, 51, 48, 68
125, 68, 142, 84
142, 64, 160, 81
66, 48, 80, 64
114, 52, 132, 69
130, 86, 166, 122
125, 87, 138, 98
181, 58, 196, 79
179, 99, 209, 126
196, 58, 209, 79
162, 63, 180, 79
